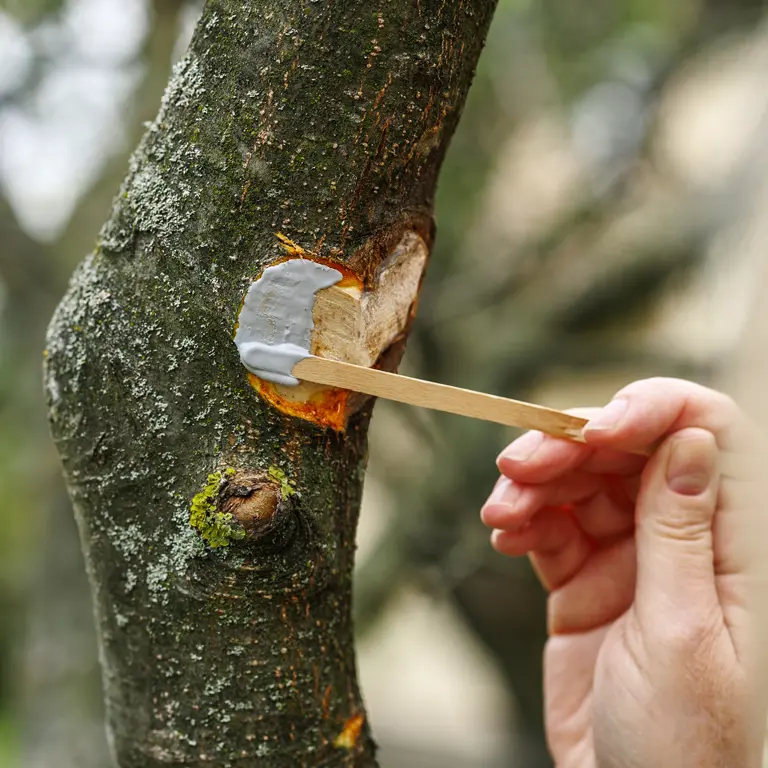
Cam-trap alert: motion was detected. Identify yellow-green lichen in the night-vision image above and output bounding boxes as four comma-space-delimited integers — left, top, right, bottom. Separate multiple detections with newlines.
189, 468, 245, 548
268, 466, 296, 500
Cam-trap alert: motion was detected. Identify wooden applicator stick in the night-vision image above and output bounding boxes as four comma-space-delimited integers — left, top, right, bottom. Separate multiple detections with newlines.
293, 356, 587, 440
293, 356, 748, 479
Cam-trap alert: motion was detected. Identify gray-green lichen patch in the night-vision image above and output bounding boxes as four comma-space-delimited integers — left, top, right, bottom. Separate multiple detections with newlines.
127, 162, 193, 237
98, 52, 207, 256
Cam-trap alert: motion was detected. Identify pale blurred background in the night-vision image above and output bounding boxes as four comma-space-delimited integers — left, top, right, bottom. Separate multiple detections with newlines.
2, 0, 768, 766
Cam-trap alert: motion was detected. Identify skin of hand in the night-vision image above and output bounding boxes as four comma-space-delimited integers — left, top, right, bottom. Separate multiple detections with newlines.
481, 378, 767, 768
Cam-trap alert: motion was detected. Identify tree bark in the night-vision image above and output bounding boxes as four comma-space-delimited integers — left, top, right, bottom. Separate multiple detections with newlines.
44, 1, 497, 766
11, 4, 187, 767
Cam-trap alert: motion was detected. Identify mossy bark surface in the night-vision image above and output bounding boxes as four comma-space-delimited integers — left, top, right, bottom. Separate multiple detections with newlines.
44, 1, 497, 765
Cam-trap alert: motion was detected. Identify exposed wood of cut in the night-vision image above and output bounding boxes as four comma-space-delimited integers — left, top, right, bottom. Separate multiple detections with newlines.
311, 231, 429, 367
260, 232, 429, 411
293, 356, 588, 440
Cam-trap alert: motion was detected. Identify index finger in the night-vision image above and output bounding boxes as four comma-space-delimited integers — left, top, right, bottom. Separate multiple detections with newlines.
498, 407, 647, 484
582, 377, 746, 454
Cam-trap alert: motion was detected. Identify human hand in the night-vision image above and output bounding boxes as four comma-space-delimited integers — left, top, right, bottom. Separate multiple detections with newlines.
481, 378, 766, 768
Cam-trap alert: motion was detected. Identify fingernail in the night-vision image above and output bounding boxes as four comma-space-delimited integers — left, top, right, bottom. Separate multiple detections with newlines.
666, 435, 718, 496
482, 502, 520, 529
485, 477, 516, 507
584, 398, 629, 432
498, 432, 544, 464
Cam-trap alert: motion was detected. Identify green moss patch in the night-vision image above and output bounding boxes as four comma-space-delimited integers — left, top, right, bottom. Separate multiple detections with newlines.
189, 468, 245, 548
268, 466, 296, 500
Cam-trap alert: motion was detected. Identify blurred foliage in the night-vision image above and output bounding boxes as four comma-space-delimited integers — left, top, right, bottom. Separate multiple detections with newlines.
0, 0, 767, 766
0, 0, 64, 26
0, 713, 15, 765
0, 0, 189, 765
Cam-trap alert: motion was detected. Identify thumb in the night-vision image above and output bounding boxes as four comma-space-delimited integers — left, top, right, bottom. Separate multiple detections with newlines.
634, 427, 721, 624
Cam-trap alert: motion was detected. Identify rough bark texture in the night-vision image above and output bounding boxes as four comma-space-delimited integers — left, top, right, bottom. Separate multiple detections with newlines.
15, 7, 185, 766
44, 1, 497, 766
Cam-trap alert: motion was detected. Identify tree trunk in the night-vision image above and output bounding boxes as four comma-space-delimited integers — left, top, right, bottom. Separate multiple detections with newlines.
44, 1, 498, 766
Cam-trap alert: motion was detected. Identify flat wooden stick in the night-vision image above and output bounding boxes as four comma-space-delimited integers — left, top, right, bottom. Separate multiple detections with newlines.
294, 356, 591, 440
293, 356, 748, 479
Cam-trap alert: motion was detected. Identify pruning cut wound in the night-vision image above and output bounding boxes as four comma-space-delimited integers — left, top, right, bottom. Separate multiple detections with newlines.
235, 231, 428, 429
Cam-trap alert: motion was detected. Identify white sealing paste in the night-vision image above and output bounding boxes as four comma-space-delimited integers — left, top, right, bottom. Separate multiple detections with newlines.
234, 259, 342, 386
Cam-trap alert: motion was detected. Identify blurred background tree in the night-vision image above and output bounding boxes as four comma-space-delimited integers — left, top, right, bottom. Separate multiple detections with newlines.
1, 0, 767, 766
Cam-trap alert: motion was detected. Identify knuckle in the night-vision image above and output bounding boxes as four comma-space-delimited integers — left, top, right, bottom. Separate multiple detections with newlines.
647, 512, 712, 543
615, 376, 685, 399
617, 377, 737, 415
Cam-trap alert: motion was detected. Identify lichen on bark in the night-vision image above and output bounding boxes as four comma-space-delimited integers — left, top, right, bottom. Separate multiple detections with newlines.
190, 469, 246, 548
44, 1, 498, 765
